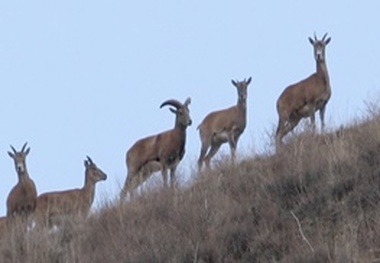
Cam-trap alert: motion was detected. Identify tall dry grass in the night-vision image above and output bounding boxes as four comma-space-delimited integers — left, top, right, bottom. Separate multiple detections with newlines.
2, 112, 380, 262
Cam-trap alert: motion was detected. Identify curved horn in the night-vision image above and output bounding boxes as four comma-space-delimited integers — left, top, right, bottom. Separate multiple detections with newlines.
160, 99, 183, 109
322, 32, 328, 41
86, 156, 93, 164
10, 145, 17, 154
21, 142, 28, 153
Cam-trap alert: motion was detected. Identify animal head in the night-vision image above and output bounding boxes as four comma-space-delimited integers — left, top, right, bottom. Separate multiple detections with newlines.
84, 156, 107, 182
308, 32, 331, 62
160, 97, 192, 128
231, 77, 252, 101
8, 142, 30, 174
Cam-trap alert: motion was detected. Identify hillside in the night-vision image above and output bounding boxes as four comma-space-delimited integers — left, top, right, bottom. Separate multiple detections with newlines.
2, 112, 380, 263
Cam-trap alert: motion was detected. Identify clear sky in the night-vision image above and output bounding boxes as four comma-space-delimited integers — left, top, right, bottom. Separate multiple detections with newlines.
1, 1, 379, 216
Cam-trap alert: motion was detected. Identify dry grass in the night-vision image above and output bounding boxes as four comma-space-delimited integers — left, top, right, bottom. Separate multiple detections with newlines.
3, 112, 380, 262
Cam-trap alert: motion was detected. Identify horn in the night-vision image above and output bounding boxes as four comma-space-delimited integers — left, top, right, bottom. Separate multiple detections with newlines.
10, 145, 17, 154
86, 156, 93, 164
314, 32, 317, 41
21, 142, 28, 153
160, 99, 183, 109
322, 32, 328, 41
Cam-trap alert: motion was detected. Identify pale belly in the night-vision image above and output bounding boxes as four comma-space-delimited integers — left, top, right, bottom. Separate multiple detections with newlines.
213, 131, 229, 143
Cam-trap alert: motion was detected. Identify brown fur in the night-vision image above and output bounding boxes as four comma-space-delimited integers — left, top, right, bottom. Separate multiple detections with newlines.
197, 77, 252, 171
120, 98, 192, 199
0, 217, 7, 234
6, 143, 37, 221
34, 156, 107, 227
275, 33, 332, 149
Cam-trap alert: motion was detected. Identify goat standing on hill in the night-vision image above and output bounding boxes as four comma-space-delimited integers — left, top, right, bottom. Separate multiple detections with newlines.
275, 33, 332, 149
197, 77, 252, 171
34, 156, 107, 227
6, 143, 37, 221
120, 98, 192, 199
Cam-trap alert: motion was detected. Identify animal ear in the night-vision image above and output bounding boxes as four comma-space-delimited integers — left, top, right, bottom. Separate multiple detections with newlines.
24, 147, 30, 155
308, 37, 314, 45
8, 152, 14, 158
246, 77, 252, 85
169, 108, 177, 114
184, 97, 191, 106
231, 80, 237, 87
10, 145, 17, 154
324, 37, 331, 45
84, 160, 89, 167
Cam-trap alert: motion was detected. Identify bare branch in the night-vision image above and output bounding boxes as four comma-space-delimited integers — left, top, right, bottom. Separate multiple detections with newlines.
291, 211, 315, 253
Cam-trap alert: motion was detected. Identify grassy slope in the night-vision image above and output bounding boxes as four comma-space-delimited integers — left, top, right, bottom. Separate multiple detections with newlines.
2, 114, 380, 262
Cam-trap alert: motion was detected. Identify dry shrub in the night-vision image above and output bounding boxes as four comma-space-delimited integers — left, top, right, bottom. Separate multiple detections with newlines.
3, 112, 380, 262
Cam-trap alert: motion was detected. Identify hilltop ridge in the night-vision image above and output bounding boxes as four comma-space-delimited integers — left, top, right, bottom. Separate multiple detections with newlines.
2, 112, 380, 262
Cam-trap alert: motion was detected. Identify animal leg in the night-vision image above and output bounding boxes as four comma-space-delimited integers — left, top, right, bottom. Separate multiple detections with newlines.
319, 105, 327, 132
275, 117, 287, 148
276, 114, 302, 152
228, 132, 240, 164
309, 112, 316, 131
287, 115, 302, 134
204, 141, 222, 169
161, 166, 169, 188
120, 167, 140, 200
120, 176, 130, 199
170, 166, 177, 188
198, 141, 210, 172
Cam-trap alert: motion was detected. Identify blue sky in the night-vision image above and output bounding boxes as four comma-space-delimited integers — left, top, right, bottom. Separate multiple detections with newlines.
1, 1, 379, 216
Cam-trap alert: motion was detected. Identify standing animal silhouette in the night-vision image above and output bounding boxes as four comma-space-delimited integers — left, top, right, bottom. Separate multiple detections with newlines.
34, 156, 107, 228
6, 143, 37, 221
275, 33, 332, 149
120, 98, 192, 199
197, 77, 252, 171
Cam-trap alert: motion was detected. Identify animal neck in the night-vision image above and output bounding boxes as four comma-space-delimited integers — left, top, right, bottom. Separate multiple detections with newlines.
173, 126, 187, 140
175, 119, 188, 131
316, 60, 330, 87
174, 128, 186, 160
18, 170, 30, 182
237, 97, 247, 117
83, 174, 96, 203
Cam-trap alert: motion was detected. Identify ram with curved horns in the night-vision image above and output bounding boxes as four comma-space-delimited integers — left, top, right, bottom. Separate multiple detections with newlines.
120, 97, 192, 199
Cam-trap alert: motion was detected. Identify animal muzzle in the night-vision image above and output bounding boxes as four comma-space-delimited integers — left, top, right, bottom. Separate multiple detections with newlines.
17, 164, 25, 173
316, 50, 323, 61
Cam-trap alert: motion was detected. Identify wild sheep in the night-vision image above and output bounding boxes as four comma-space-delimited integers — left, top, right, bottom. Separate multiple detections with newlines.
197, 77, 252, 171
120, 97, 192, 199
275, 33, 332, 149
34, 156, 107, 227
6, 143, 37, 221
